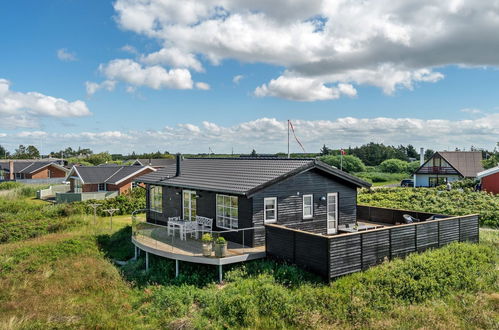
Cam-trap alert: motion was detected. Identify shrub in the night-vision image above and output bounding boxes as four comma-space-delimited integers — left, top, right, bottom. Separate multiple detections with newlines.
379, 158, 409, 173
0, 181, 22, 190
358, 187, 499, 227
354, 172, 408, 183
319, 155, 366, 173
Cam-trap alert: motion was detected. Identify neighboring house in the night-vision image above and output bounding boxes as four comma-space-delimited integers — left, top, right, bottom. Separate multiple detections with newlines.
413, 151, 484, 187
57, 165, 155, 203
477, 165, 499, 194
135, 156, 371, 246
132, 158, 176, 168
0, 160, 69, 182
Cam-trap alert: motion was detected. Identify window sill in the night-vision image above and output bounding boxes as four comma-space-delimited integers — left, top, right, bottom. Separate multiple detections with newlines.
264, 220, 277, 224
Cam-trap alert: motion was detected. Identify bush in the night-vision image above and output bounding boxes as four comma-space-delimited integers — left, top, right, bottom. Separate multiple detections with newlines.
379, 159, 409, 173
319, 155, 366, 173
0, 181, 22, 190
75, 188, 146, 216
358, 187, 499, 227
354, 172, 408, 183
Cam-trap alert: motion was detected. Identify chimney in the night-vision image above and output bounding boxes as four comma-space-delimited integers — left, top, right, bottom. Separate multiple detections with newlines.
175, 153, 181, 177
9, 160, 14, 180
420, 147, 425, 165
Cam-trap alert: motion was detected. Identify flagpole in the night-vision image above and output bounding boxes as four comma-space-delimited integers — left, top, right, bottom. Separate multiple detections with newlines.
340, 152, 343, 171
287, 120, 290, 159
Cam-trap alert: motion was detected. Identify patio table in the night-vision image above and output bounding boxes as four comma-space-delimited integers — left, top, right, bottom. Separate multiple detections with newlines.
168, 219, 189, 240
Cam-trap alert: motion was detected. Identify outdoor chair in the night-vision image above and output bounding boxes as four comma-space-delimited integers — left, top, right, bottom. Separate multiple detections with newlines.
402, 214, 420, 224
195, 216, 213, 238
181, 221, 197, 240
167, 216, 181, 236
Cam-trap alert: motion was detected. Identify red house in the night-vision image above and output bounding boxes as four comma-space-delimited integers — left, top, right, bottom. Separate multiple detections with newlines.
477, 165, 499, 194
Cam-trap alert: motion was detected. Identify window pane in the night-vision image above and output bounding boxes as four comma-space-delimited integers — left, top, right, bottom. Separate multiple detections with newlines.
266, 209, 275, 219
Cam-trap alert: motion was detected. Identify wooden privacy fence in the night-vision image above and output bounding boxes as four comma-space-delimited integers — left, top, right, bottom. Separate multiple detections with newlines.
265, 209, 479, 280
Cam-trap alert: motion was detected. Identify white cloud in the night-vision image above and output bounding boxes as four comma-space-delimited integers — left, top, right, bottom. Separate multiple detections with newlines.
141, 48, 204, 72
112, 0, 499, 101
0, 133, 7, 137
85, 80, 116, 96
0, 79, 91, 129
5, 113, 498, 153
195, 82, 210, 90
233, 75, 244, 84
120, 44, 138, 54
461, 108, 483, 115
99, 59, 193, 90
57, 48, 77, 61
255, 75, 356, 101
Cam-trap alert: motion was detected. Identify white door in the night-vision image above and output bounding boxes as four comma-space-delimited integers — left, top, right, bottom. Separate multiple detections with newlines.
182, 190, 197, 221
327, 193, 338, 234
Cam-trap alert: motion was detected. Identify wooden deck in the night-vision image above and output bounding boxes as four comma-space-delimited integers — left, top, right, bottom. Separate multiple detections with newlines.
132, 230, 266, 265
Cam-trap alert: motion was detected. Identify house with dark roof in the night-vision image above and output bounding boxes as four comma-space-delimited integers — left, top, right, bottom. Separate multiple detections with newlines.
135, 156, 371, 247
413, 151, 484, 187
0, 160, 69, 182
131, 158, 176, 168
56, 165, 155, 203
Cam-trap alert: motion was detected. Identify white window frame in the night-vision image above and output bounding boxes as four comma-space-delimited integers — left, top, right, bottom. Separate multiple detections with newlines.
263, 197, 277, 224
98, 183, 107, 191
150, 185, 163, 213
216, 194, 238, 229
302, 194, 313, 219
327, 192, 338, 234
182, 190, 197, 221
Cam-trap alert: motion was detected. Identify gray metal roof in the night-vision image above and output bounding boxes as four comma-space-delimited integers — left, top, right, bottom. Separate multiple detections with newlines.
0, 160, 68, 174
133, 158, 176, 167
135, 157, 371, 195
71, 165, 152, 184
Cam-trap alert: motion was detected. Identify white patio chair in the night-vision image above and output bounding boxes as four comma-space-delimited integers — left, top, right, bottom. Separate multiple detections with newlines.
181, 221, 197, 240
196, 216, 213, 238
167, 216, 181, 236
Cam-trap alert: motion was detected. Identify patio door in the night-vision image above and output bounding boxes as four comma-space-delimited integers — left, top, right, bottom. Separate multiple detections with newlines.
183, 190, 197, 221
327, 193, 338, 234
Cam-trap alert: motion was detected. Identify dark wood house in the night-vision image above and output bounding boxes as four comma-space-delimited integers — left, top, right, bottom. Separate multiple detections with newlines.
136, 156, 371, 246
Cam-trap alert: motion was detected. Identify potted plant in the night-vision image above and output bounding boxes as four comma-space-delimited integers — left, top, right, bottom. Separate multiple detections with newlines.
201, 233, 213, 257
214, 236, 227, 258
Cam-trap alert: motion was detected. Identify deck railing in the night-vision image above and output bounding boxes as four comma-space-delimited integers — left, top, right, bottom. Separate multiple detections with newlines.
417, 166, 457, 174
132, 215, 265, 258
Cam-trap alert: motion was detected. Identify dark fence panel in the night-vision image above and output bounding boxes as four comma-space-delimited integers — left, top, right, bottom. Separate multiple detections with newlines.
416, 221, 439, 252
266, 225, 329, 278
439, 219, 460, 247
459, 216, 479, 243
361, 230, 390, 270
329, 235, 362, 277
286, 220, 327, 235
391, 226, 416, 258
357, 205, 450, 225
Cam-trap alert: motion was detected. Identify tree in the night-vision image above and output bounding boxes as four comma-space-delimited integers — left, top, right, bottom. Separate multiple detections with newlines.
379, 159, 409, 173
0, 145, 9, 158
86, 152, 113, 165
424, 149, 435, 161
406, 144, 419, 159
320, 144, 332, 156
319, 155, 366, 173
250, 149, 257, 157
14, 144, 39, 159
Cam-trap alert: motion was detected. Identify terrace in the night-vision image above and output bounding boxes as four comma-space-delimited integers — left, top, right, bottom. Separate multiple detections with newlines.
131, 217, 266, 281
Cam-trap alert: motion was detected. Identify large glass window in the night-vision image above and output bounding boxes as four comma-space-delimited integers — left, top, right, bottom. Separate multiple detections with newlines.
150, 185, 163, 212
183, 190, 197, 221
264, 197, 277, 223
216, 194, 238, 229
303, 194, 313, 219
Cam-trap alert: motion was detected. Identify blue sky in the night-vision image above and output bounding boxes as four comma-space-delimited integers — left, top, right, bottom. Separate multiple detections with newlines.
1, 1, 498, 154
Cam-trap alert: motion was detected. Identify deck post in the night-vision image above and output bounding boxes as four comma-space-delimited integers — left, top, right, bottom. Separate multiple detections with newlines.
134, 246, 138, 260
145, 252, 149, 271
219, 264, 223, 283
175, 259, 179, 277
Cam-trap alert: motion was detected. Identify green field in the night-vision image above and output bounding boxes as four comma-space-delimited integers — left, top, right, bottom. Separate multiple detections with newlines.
0, 185, 498, 329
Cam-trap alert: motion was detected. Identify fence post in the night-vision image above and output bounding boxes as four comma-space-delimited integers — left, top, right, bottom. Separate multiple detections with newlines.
437, 221, 440, 247
458, 217, 462, 242
388, 228, 392, 259
360, 233, 364, 270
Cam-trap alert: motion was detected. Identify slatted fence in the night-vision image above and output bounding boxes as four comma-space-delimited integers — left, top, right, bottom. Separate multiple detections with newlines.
265, 207, 479, 280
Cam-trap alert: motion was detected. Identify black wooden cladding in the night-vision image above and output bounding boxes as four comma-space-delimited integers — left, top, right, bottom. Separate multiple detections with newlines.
266, 209, 479, 280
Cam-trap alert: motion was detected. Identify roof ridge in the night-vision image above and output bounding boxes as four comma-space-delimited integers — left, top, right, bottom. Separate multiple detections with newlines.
103, 166, 126, 182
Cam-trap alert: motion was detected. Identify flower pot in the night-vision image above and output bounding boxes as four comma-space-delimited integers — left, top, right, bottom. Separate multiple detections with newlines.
214, 243, 227, 258
202, 243, 212, 257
